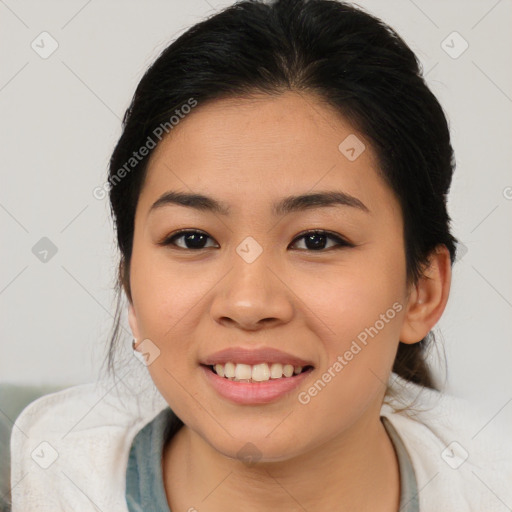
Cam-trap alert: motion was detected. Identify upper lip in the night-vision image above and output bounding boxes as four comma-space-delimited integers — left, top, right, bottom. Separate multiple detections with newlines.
201, 347, 314, 367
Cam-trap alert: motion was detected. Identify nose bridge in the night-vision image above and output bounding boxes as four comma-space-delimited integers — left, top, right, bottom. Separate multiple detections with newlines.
229, 235, 276, 304
234, 240, 270, 294
210, 235, 293, 328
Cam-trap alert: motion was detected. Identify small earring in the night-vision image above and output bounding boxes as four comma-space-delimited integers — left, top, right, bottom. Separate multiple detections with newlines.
132, 339, 137, 351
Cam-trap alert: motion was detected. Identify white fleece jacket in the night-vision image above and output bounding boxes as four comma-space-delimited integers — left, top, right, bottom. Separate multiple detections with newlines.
9, 373, 512, 511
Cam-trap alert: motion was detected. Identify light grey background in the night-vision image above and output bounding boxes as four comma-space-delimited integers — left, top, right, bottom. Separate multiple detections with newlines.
1, 0, 511, 427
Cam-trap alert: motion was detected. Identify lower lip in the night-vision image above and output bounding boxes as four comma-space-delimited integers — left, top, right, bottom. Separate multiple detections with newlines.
200, 365, 313, 405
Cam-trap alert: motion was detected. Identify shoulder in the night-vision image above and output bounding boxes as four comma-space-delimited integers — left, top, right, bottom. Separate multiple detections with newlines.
10, 378, 169, 512
381, 373, 512, 511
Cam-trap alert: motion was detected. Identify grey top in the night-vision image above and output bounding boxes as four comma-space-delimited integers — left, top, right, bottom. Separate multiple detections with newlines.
125, 409, 419, 512
382, 416, 420, 511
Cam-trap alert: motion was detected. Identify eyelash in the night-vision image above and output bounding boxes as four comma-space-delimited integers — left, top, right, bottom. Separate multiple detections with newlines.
159, 229, 354, 252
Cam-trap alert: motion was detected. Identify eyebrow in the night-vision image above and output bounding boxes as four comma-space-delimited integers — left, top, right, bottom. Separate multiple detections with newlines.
149, 190, 370, 217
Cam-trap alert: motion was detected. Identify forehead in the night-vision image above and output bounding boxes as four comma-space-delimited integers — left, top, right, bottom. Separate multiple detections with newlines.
137, 91, 394, 218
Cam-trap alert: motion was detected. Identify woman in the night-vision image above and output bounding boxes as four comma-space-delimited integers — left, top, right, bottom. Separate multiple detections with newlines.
10, 0, 511, 510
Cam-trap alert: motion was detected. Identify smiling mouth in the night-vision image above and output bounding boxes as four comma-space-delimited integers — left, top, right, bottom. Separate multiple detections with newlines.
202, 362, 314, 383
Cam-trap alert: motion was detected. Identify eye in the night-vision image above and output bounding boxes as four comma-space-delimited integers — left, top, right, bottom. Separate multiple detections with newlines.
290, 230, 353, 251
159, 230, 219, 250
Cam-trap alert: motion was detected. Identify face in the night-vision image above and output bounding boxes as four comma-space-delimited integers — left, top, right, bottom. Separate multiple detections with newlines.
128, 91, 412, 462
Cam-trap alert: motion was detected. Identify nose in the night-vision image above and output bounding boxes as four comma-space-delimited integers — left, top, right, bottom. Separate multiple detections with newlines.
210, 249, 294, 331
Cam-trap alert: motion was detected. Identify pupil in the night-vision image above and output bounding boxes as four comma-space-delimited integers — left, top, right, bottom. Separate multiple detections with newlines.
306, 233, 326, 250
186, 233, 207, 248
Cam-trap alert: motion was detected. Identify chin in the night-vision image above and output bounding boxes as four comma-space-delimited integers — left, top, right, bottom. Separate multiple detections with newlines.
205, 429, 308, 465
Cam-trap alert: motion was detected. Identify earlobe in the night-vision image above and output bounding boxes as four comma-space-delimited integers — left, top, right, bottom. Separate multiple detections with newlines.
399, 245, 452, 344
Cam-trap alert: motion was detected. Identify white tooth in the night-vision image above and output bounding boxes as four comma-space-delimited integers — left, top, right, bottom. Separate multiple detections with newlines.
235, 363, 252, 380
270, 363, 284, 379
217, 362, 302, 381
224, 362, 236, 378
252, 363, 270, 382
283, 364, 294, 378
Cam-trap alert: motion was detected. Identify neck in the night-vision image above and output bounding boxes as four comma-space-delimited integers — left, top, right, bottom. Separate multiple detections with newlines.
162, 403, 400, 511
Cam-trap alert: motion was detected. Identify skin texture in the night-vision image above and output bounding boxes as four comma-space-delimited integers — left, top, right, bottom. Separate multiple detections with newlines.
127, 91, 451, 511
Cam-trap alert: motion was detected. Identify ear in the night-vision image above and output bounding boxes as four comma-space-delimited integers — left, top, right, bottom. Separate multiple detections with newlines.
399, 244, 452, 344
128, 301, 141, 346
119, 259, 132, 303
120, 259, 140, 346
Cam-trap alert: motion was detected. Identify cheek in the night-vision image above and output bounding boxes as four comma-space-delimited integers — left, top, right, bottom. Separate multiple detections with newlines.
131, 240, 200, 332
300, 247, 405, 344
129, 246, 197, 365
129, 252, 207, 416
290, 295, 404, 442
294, 242, 406, 394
